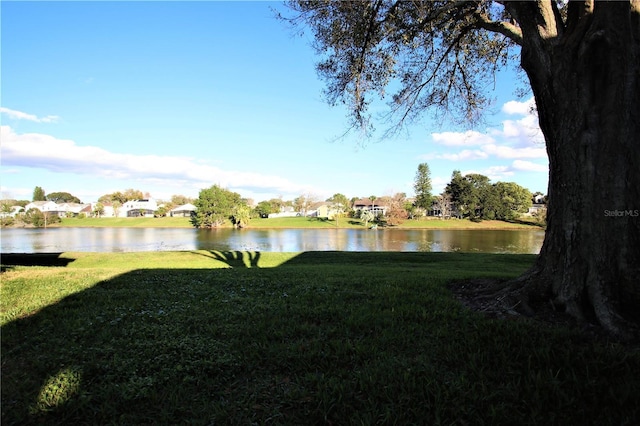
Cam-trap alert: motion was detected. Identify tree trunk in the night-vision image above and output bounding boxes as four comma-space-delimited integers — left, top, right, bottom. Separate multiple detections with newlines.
513, 2, 640, 338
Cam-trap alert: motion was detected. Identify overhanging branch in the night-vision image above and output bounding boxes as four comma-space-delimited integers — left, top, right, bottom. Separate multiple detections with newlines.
473, 13, 523, 45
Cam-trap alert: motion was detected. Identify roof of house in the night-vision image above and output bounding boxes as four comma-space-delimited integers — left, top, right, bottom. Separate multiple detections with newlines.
353, 198, 386, 207
171, 203, 197, 212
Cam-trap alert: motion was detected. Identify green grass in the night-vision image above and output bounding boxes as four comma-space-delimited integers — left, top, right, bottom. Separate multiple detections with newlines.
2, 251, 638, 425
56, 215, 540, 229
57, 216, 194, 227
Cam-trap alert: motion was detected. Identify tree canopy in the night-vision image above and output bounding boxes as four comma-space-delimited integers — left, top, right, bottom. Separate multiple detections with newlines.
46, 192, 82, 204
284, 0, 522, 135
191, 185, 244, 229
413, 163, 433, 211
326, 193, 350, 210
32, 186, 46, 202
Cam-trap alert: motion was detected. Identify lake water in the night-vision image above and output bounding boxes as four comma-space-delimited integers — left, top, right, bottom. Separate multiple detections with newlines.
0, 228, 545, 254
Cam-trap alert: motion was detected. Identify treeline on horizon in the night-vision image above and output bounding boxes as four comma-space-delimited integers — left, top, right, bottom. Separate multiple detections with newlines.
1, 165, 546, 228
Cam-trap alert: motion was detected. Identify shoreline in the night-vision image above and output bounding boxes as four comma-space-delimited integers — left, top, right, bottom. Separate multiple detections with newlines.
4, 222, 544, 231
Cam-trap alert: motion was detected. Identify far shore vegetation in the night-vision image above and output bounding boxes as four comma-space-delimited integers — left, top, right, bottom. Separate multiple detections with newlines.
2, 251, 638, 424
9, 215, 543, 230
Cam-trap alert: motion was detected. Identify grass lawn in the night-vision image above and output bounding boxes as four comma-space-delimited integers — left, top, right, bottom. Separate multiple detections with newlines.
2, 251, 637, 425
55, 215, 541, 230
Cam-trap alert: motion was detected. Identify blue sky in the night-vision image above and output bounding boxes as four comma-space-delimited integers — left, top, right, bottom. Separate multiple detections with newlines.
1, 1, 548, 204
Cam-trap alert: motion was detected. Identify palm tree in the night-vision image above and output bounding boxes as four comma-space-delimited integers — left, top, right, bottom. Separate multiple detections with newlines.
369, 195, 377, 218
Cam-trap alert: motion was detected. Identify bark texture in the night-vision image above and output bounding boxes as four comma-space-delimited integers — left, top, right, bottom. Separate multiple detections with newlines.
510, 1, 640, 338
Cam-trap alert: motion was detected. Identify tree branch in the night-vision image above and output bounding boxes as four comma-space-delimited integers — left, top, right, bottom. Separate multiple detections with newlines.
473, 12, 523, 45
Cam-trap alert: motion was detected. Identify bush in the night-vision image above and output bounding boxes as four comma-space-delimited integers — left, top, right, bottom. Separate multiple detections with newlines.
22, 209, 61, 227
0, 217, 15, 227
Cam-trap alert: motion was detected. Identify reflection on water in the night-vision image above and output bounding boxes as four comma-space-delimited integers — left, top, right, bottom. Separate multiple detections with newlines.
1, 227, 545, 254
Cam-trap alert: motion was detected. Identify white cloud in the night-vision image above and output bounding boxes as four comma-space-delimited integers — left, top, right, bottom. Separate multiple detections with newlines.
431, 130, 494, 146
512, 160, 548, 172
425, 97, 546, 162
431, 176, 450, 194
492, 114, 544, 147
482, 144, 546, 159
502, 97, 536, 115
0, 107, 60, 123
439, 149, 489, 161
460, 165, 514, 182
0, 125, 309, 197
461, 159, 547, 187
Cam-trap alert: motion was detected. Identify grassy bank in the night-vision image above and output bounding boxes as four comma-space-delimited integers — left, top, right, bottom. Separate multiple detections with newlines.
52, 215, 541, 229
1, 251, 638, 424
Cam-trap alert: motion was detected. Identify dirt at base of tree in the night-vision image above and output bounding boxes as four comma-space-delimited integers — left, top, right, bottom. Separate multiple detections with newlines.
447, 278, 632, 345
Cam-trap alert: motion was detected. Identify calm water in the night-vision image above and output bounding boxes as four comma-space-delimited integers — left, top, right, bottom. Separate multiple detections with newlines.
0, 228, 544, 254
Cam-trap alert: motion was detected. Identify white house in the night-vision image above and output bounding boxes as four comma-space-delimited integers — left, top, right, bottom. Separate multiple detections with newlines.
24, 201, 59, 213
122, 199, 158, 217
54, 203, 92, 217
268, 206, 299, 218
170, 203, 197, 217
526, 203, 547, 216
353, 198, 387, 216
313, 203, 345, 219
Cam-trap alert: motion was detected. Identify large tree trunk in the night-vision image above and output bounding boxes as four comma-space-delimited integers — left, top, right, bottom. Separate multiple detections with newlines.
512, 2, 640, 338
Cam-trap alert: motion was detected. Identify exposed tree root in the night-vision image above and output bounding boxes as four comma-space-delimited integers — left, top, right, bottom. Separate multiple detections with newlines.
447, 277, 638, 344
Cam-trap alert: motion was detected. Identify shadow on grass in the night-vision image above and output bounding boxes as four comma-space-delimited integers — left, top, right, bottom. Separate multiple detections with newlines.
1, 252, 639, 425
505, 218, 546, 228
196, 250, 261, 268
0, 253, 75, 272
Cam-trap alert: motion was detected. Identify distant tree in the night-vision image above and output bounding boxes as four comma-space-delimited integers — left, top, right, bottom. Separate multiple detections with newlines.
385, 193, 408, 226
23, 208, 44, 227
434, 193, 453, 219
46, 192, 82, 204
154, 205, 169, 218
7, 199, 29, 208
326, 193, 350, 211
404, 201, 417, 219
171, 194, 193, 206
191, 185, 242, 228
32, 186, 46, 202
446, 171, 491, 220
294, 193, 318, 217
269, 197, 285, 212
488, 182, 532, 221
99, 191, 127, 204
465, 174, 492, 220
231, 204, 251, 228
112, 201, 122, 218
1, 201, 13, 215
445, 171, 470, 218
360, 210, 375, 228
111, 192, 127, 204
23, 209, 60, 227
413, 163, 433, 211
255, 201, 274, 218
93, 202, 105, 218
349, 197, 358, 209
293, 196, 306, 215
123, 188, 145, 201
369, 195, 377, 217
